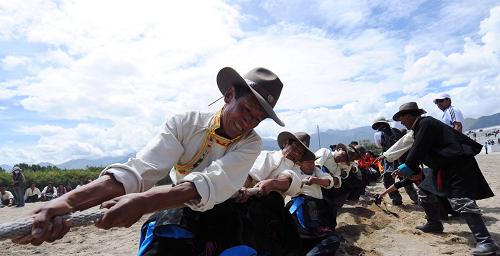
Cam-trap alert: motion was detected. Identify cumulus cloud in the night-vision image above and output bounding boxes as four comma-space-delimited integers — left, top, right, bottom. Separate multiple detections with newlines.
1, 1, 500, 165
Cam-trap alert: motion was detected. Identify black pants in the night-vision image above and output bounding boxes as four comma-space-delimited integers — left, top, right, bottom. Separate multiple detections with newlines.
383, 173, 403, 203
26, 195, 39, 203
142, 193, 301, 256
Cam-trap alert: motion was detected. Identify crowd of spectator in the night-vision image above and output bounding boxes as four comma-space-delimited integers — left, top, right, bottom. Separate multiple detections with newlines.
0, 168, 93, 208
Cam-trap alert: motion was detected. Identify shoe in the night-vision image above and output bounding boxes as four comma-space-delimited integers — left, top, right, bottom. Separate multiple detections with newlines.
416, 222, 444, 234
392, 200, 403, 206
462, 213, 500, 255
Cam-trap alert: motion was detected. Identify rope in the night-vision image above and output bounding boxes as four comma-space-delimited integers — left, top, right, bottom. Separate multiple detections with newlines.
0, 208, 106, 241
0, 188, 264, 241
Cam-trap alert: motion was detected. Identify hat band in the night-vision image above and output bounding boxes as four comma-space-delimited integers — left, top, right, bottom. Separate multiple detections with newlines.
245, 79, 275, 107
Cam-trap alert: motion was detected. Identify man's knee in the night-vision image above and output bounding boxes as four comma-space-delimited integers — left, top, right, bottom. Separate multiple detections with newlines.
418, 189, 440, 204
448, 197, 481, 214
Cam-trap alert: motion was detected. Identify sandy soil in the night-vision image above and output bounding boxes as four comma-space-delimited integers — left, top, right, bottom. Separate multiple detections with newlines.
1, 154, 499, 256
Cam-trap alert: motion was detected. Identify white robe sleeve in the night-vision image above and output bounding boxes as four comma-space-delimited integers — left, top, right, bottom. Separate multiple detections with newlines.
383, 130, 414, 162
100, 115, 185, 194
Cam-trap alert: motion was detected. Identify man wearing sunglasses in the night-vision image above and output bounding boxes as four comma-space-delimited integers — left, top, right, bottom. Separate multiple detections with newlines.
434, 93, 464, 133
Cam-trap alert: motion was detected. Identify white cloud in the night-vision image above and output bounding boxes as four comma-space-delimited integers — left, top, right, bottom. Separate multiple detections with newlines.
1, 1, 499, 165
1, 55, 31, 70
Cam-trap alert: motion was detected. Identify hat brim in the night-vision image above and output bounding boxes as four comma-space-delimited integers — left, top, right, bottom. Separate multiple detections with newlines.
277, 131, 316, 161
392, 109, 427, 121
217, 67, 284, 127
335, 143, 362, 162
371, 121, 388, 130
335, 143, 351, 162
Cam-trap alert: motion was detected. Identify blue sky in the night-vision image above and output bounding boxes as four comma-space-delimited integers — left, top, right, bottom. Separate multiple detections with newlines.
1, 0, 500, 165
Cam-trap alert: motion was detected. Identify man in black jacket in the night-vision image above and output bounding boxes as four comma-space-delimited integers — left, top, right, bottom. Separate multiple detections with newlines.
392, 102, 498, 256
372, 117, 418, 205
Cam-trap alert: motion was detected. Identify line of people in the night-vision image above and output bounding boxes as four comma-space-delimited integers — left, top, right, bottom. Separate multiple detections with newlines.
11, 67, 498, 256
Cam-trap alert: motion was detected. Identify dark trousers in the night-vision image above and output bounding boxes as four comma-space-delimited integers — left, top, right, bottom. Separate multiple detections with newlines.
13, 186, 24, 207
383, 173, 403, 203
26, 195, 39, 203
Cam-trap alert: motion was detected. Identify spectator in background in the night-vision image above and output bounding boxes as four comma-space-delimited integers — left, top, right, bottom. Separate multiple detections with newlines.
25, 183, 42, 203
75, 180, 85, 188
434, 93, 464, 133
57, 184, 67, 197
1, 186, 14, 207
41, 183, 57, 201
65, 183, 73, 193
12, 166, 26, 207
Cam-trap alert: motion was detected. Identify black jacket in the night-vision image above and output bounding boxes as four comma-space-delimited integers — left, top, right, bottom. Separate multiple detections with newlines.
405, 116, 493, 200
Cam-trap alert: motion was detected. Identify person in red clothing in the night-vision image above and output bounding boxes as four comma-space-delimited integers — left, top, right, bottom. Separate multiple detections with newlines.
357, 150, 382, 184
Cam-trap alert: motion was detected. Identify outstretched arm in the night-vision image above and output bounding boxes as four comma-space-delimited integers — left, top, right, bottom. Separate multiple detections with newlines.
14, 174, 125, 245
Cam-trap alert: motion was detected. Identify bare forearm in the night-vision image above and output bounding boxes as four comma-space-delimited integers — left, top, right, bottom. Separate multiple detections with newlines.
453, 122, 463, 133
140, 182, 200, 213
380, 184, 396, 198
64, 175, 125, 212
271, 176, 292, 192
314, 177, 331, 187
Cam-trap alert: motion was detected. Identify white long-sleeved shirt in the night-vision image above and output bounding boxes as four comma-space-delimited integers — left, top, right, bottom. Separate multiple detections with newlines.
383, 130, 414, 162
42, 186, 57, 197
314, 148, 351, 185
373, 131, 383, 148
101, 111, 261, 212
298, 166, 334, 199
248, 150, 303, 197
24, 187, 42, 200
1, 191, 14, 201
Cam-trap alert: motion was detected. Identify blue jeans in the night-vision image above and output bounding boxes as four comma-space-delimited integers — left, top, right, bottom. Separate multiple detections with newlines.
13, 186, 25, 207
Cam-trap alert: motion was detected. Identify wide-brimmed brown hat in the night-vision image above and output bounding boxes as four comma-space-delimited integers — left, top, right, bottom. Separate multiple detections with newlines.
277, 131, 316, 161
336, 143, 361, 162
217, 67, 284, 126
371, 117, 390, 130
392, 102, 427, 121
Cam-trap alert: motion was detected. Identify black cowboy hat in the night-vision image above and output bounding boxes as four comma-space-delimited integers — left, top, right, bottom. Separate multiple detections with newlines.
392, 102, 427, 121
277, 131, 316, 161
371, 117, 390, 130
217, 67, 284, 126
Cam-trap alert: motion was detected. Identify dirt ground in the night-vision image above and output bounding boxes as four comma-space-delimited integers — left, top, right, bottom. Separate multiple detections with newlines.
0, 154, 498, 256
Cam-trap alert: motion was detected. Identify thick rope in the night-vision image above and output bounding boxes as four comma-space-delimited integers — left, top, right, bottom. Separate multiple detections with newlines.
0, 188, 263, 241
0, 209, 105, 241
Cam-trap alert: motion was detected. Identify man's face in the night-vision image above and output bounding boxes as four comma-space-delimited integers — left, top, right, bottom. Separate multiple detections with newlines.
0, 187, 5, 193
282, 140, 306, 162
333, 149, 348, 163
399, 113, 416, 129
435, 98, 450, 111
222, 88, 267, 139
300, 159, 315, 174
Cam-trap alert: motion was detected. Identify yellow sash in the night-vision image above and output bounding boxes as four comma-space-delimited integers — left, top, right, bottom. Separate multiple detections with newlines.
174, 109, 241, 175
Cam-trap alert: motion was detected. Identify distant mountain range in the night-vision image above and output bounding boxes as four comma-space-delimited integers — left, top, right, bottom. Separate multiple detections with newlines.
2, 112, 499, 171
463, 112, 500, 131
261, 126, 374, 152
